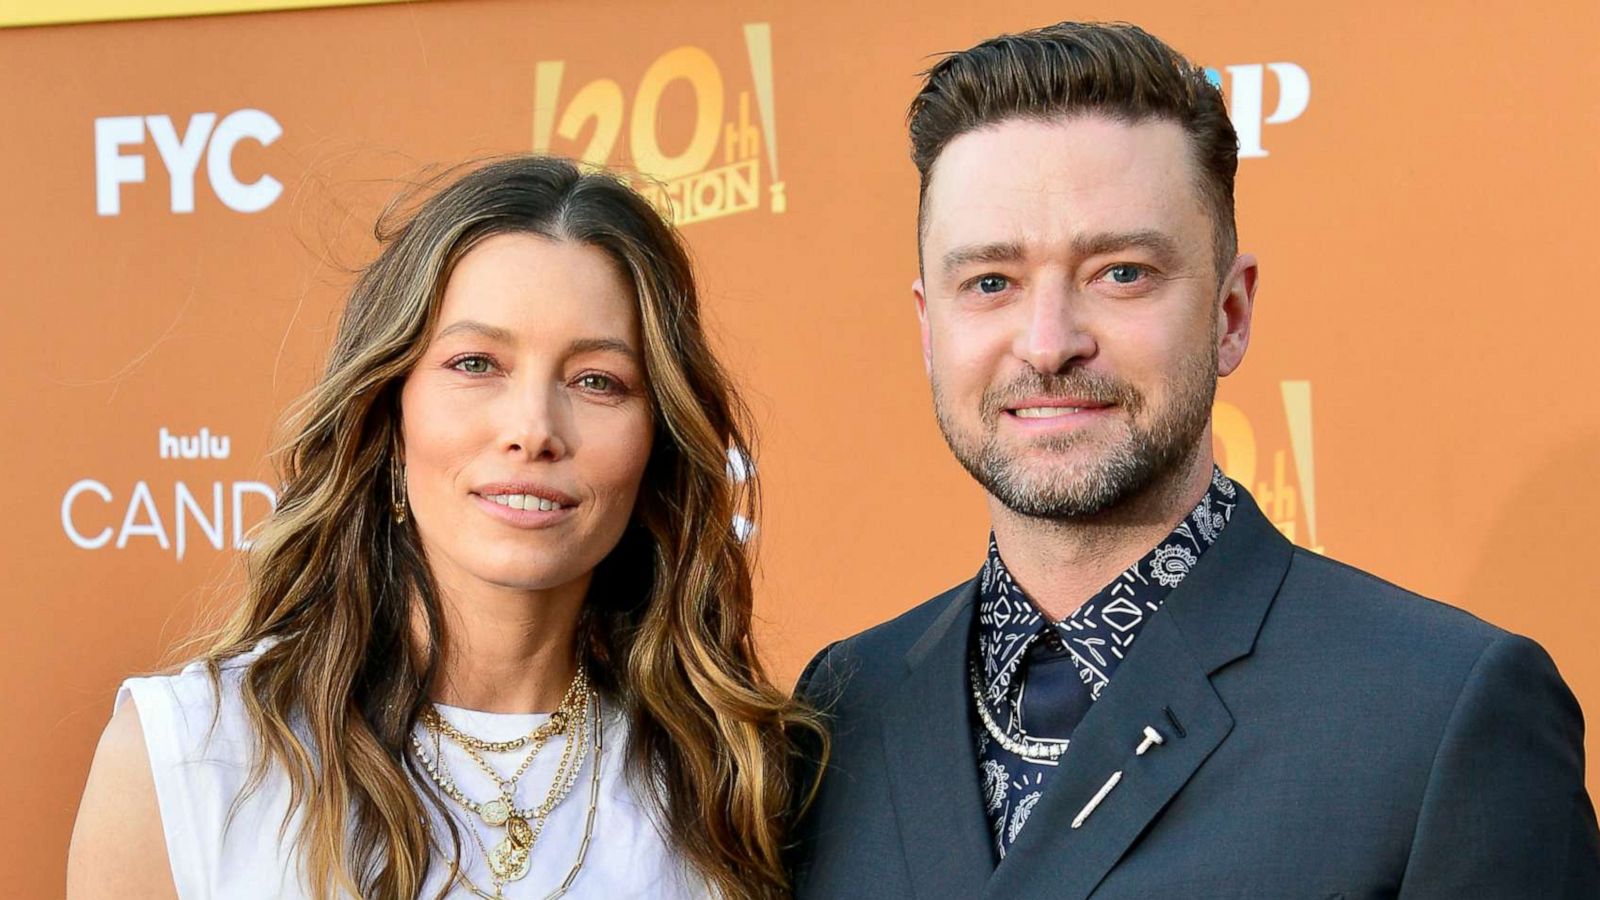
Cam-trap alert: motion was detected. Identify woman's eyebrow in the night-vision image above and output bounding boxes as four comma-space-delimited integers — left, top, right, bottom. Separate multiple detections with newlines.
434, 323, 639, 362
568, 336, 640, 362
435, 319, 516, 343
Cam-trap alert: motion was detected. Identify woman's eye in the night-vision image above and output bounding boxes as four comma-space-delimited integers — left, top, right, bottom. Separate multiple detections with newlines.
449, 355, 495, 375
1104, 264, 1147, 285
974, 274, 1010, 294
576, 373, 617, 392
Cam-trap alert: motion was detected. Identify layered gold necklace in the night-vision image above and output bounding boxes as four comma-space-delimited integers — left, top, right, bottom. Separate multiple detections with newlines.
412, 666, 600, 898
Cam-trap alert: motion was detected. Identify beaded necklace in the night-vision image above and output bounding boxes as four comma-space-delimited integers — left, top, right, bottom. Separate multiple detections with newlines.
969, 657, 1068, 761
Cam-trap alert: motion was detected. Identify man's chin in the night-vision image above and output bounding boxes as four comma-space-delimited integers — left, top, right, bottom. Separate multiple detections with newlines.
996, 439, 1114, 474
987, 486, 1113, 520
979, 450, 1165, 518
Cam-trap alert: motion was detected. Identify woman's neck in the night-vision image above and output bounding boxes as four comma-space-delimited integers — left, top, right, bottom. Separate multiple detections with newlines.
417, 572, 588, 714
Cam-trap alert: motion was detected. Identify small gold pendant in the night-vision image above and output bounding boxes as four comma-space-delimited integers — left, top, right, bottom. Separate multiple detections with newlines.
506, 815, 534, 850
480, 798, 511, 827
489, 836, 530, 882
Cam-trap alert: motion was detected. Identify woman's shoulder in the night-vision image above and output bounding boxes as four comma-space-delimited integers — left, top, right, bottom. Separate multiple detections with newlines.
72, 642, 288, 900
115, 644, 268, 768
69, 690, 181, 898
123, 642, 305, 895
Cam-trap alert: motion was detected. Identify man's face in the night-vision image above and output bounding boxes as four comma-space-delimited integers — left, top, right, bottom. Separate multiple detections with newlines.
915, 115, 1252, 519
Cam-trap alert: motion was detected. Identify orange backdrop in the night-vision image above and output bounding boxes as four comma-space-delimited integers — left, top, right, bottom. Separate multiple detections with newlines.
5, 1, 1599, 894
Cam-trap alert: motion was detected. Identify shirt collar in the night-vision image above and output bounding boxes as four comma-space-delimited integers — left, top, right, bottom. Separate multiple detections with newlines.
974, 466, 1240, 706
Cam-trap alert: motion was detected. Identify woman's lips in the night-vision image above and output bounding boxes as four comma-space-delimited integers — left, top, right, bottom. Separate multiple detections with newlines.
470, 490, 577, 529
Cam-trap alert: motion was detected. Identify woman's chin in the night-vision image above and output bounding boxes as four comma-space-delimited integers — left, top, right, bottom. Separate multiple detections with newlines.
467, 562, 592, 596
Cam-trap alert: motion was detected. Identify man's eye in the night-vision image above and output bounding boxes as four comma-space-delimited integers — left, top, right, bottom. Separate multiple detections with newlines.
449, 355, 494, 375
975, 275, 1010, 294
1105, 264, 1146, 285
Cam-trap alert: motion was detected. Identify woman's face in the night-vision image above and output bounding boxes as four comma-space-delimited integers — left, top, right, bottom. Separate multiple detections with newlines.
399, 232, 653, 599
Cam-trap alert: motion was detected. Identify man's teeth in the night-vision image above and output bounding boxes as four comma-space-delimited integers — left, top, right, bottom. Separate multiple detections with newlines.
487, 494, 565, 511
1014, 407, 1083, 418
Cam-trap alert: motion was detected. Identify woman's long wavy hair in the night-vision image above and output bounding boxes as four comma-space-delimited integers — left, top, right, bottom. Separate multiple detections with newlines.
201, 156, 824, 899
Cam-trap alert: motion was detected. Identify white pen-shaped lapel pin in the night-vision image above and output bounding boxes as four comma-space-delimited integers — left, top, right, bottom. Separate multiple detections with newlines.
1072, 770, 1122, 829
1072, 724, 1170, 829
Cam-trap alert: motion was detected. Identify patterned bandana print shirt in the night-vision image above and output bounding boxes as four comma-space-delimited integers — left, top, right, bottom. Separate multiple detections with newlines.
973, 467, 1238, 859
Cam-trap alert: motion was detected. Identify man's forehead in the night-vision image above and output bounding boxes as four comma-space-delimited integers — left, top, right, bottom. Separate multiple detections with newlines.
921, 115, 1207, 260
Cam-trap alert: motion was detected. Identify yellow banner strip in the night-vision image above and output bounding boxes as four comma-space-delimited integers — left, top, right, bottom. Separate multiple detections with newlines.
0, 0, 417, 29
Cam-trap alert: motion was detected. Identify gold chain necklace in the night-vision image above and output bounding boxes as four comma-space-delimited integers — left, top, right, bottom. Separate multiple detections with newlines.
456, 668, 588, 829
412, 680, 592, 887
415, 722, 584, 885
416, 667, 588, 827
426, 694, 605, 900
413, 683, 588, 824
423, 667, 586, 753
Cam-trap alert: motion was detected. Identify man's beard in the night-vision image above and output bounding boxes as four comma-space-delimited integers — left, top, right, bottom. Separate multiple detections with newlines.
933, 351, 1216, 520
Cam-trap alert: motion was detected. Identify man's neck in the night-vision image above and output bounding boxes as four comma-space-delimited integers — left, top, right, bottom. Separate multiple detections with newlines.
990, 452, 1215, 622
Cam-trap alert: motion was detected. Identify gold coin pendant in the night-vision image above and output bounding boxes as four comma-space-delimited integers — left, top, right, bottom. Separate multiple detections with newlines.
506, 815, 534, 850
489, 836, 530, 882
479, 798, 511, 827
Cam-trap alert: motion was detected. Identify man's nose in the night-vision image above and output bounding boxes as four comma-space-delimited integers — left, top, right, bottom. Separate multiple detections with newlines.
1016, 281, 1097, 374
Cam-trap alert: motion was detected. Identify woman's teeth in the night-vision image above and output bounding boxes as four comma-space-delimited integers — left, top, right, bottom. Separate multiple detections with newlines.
486, 494, 564, 511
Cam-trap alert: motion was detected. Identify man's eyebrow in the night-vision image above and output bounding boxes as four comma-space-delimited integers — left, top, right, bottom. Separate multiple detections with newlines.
1073, 230, 1183, 263
435, 320, 516, 343
940, 241, 1025, 279
939, 232, 1185, 280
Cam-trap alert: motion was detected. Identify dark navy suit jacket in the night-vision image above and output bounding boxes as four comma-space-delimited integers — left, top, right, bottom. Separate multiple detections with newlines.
791, 489, 1600, 899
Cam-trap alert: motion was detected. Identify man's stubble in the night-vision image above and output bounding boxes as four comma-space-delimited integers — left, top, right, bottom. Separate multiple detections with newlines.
932, 337, 1218, 521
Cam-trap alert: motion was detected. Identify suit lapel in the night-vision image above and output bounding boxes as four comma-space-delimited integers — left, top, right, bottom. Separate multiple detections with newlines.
984, 489, 1295, 899
880, 580, 996, 899
982, 610, 1232, 898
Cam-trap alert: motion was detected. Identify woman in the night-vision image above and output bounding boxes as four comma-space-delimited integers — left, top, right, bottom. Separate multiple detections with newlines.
68, 157, 822, 899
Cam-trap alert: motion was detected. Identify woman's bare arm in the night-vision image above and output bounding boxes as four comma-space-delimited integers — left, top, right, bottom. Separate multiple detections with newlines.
67, 700, 179, 899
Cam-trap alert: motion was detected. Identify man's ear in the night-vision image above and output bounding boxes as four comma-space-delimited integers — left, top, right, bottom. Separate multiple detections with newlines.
914, 278, 933, 378
1217, 253, 1259, 377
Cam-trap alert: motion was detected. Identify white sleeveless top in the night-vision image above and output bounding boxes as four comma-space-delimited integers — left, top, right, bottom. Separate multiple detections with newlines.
116, 651, 708, 898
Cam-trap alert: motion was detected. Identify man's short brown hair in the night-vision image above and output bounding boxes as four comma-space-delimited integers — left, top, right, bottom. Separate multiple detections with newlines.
909, 21, 1239, 280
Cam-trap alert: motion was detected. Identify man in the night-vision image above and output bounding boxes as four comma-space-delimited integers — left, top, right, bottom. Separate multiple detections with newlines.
791, 21, 1600, 899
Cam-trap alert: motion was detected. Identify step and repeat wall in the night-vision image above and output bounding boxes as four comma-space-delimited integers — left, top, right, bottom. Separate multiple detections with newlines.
5, 0, 1597, 891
